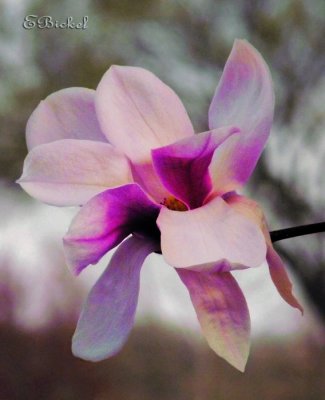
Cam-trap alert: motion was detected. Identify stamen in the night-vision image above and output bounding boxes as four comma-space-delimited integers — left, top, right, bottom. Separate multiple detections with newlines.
161, 196, 187, 211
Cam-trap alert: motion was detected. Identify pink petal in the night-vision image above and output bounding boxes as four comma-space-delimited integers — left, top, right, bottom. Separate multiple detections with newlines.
95, 66, 194, 164
267, 246, 303, 313
157, 195, 266, 270
64, 183, 160, 274
178, 269, 250, 372
225, 193, 303, 312
26, 88, 106, 150
209, 40, 274, 192
152, 127, 239, 209
223, 192, 266, 228
131, 161, 170, 204
18, 139, 132, 206
72, 236, 157, 361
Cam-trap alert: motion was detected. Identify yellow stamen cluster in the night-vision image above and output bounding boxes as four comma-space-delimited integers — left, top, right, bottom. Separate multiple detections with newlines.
161, 196, 187, 211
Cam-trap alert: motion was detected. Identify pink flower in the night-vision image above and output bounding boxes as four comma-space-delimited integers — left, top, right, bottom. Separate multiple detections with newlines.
18, 39, 302, 371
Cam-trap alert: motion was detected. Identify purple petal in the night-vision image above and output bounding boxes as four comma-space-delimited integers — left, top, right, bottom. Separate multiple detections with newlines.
95, 66, 194, 165
18, 139, 132, 206
208, 40, 274, 192
64, 184, 160, 274
72, 236, 157, 361
157, 195, 266, 270
152, 127, 239, 209
178, 269, 250, 372
26, 88, 106, 150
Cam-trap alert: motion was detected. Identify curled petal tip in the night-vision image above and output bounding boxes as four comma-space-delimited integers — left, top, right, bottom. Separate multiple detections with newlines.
232, 38, 266, 61
267, 247, 304, 314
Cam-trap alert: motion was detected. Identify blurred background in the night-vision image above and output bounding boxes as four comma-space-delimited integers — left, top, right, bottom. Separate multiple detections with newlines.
0, 0, 325, 398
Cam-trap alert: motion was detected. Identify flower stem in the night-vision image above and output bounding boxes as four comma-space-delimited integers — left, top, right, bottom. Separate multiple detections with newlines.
270, 222, 325, 243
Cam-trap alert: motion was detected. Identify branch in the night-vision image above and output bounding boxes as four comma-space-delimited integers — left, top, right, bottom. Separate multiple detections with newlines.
270, 222, 325, 243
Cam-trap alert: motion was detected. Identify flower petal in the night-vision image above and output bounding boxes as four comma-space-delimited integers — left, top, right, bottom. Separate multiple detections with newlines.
72, 236, 157, 361
152, 127, 239, 209
267, 246, 304, 313
26, 88, 107, 150
225, 193, 303, 313
18, 139, 132, 206
209, 39, 274, 192
177, 269, 250, 372
64, 183, 160, 274
131, 161, 170, 203
157, 196, 266, 269
95, 66, 194, 164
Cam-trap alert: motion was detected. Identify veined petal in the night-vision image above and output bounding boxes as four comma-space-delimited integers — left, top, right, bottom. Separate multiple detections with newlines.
18, 139, 132, 206
152, 127, 239, 209
209, 39, 274, 192
26, 87, 106, 150
157, 196, 266, 270
177, 269, 250, 372
72, 236, 157, 361
95, 66, 194, 164
225, 193, 303, 313
64, 183, 160, 274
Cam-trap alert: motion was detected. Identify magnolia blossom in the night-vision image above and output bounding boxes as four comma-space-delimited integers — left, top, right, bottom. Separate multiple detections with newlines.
18, 39, 302, 371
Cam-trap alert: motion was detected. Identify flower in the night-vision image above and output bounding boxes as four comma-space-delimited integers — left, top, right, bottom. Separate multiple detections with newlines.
18, 39, 302, 372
